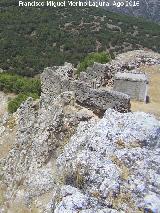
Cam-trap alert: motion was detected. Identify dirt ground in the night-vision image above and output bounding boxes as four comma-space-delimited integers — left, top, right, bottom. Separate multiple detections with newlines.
0, 92, 17, 159
0, 92, 16, 116
131, 65, 160, 118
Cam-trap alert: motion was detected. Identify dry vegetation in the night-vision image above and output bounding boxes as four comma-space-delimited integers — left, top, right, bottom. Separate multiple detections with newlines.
131, 65, 160, 118
0, 135, 15, 159
5, 201, 40, 213
0, 92, 16, 116
0, 92, 17, 163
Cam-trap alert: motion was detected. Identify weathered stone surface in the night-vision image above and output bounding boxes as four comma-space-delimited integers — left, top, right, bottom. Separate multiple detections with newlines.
80, 62, 114, 87
114, 72, 148, 82
1, 90, 95, 198
53, 185, 119, 213
41, 63, 74, 106
114, 72, 148, 102
80, 50, 160, 88
24, 161, 56, 202
2, 98, 38, 189
41, 63, 131, 114
75, 81, 130, 113
56, 109, 160, 212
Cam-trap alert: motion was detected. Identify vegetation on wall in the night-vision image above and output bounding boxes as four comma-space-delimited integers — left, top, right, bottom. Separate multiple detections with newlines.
8, 93, 39, 113
77, 52, 111, 73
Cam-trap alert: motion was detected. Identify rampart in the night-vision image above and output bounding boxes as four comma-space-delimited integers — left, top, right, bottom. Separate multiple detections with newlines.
41, 63, 130, 114
79, 50, 160, 87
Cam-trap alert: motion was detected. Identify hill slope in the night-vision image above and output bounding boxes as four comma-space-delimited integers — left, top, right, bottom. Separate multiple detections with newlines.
0, 1, 160, 76
106, 0, 160, 23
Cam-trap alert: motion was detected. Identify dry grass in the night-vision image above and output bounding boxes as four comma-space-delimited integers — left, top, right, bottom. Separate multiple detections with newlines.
115, 139, 126, 149
0, 183, 6, 206
5, 116, 16, 129
0, 141, 13, 159
7, 202, 40, 213
0, 92, 16, 116
108, 190, 143, 213
0, 129, 16, 159
131, 65, 160, 118
111, 155, 130, 181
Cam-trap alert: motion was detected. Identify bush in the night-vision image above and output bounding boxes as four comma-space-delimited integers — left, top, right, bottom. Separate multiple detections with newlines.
0, 73, 41, 95
8, 93, 39, 113
0, 73, 41, 113
77, 52, 111, 74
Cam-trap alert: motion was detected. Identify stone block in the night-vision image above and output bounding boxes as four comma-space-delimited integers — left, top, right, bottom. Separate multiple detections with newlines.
113, 72, 148, 102
74, 81, 130, 114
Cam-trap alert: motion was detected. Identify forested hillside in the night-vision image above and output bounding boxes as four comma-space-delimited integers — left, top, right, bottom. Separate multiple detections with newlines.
0, 0, 160, 76
106, 0, 160, 23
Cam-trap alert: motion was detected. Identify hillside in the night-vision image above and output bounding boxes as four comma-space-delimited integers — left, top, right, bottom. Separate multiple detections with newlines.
106, 0, 160, 23
0, 1, 160, 76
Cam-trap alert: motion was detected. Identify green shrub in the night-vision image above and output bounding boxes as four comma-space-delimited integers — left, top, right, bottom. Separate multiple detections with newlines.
8, 93, 39, 113
0, 73, 41, 95
0, 73, 40, 113
77, 52, 111, 74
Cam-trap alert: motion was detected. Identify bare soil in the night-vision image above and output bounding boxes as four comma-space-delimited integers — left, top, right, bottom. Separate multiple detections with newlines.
131, 65, 160, 118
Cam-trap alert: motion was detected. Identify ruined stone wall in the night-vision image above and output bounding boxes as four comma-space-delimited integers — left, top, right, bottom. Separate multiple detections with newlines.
80, 50, 160, 87
40, 50, 160, 113
41, 63, 73, 107
73, 81, 130, 113
41, 64, 131, 114
113, 72, 148, 102
114, 79, 148, 102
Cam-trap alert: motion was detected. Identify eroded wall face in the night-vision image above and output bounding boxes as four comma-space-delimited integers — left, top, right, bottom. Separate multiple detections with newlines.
73, 81, 130, 113
114, 79, 147, 102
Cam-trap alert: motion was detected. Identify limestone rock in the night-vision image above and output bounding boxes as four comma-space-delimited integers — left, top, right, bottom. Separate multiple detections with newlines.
75, 81, 130, 114
56, 109, 160, 212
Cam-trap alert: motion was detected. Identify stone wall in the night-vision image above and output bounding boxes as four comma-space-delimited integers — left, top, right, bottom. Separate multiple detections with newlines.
40, 50, 160, 114
41, 62, 74, 107
41, 64, 131, 114
79, 50, 160, 87
113, 72, 148, 102
73, 81, 130, 113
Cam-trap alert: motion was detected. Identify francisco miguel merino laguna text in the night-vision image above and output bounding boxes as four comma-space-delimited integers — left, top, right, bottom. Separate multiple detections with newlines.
18, 1, 112, 7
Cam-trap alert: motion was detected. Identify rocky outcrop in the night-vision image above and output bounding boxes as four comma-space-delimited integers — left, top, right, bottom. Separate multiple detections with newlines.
55, 109, 160, 212
2, 98, 40, 190
1, 89, 95, 197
